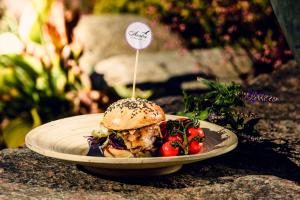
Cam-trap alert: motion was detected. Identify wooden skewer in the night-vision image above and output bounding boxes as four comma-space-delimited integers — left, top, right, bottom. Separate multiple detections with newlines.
132, 49, 139, 99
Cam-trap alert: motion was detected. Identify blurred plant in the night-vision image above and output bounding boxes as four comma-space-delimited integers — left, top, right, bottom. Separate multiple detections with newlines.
113, 85, 153, 99
0, 0, 109, 148
178, 78, 278, 135
93, 0, 293, 72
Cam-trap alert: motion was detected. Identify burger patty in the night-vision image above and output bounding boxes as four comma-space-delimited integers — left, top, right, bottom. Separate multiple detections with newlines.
119, 123, 161, 152
92, 123, 163, 157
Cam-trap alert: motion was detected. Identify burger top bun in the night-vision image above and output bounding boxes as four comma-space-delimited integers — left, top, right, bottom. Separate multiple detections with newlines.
102, 98, 165, 130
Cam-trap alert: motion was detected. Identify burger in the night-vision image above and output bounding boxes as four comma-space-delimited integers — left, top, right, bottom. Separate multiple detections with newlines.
90, 98, 165, 158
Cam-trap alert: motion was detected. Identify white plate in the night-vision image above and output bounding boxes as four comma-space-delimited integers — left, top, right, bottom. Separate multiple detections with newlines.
25, 114, 238, 176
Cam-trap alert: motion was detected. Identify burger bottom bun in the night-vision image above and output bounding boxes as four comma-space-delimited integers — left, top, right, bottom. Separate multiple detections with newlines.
103, 147, 154, 158
104, 147, 134, 158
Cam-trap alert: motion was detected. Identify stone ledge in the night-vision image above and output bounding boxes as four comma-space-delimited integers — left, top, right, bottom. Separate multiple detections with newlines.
1, 61, 300, 199
1, 147, 299, 199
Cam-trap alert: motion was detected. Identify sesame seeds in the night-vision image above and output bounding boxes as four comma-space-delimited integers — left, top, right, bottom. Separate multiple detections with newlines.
104, 98, 159, 118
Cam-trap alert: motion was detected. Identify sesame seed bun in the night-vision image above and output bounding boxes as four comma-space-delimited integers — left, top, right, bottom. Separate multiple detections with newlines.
102, 98, 165, 130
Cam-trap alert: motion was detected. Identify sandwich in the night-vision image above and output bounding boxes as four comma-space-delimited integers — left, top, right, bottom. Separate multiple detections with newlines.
91, 98, 165, 157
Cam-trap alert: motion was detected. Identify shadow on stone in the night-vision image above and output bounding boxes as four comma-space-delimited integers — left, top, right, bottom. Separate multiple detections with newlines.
78, 137, 299, 189
90, 71, 214, 100
136, 73, 213, 98
185, 139, 300, 183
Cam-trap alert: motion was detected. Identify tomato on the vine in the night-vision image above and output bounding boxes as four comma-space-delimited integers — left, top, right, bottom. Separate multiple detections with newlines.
177, 117, 188, 121
187, 135, 204, 154
188, 127, 205, 138
160, 141, 180, 157
188, 140, 203, 154
168, 134, 183, 143
178, 117, 191, 126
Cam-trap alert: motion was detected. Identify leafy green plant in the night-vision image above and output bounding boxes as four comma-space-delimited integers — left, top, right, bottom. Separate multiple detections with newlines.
0, 0, 108, 148
112, 85, 153, 99
178, 78, 277, 134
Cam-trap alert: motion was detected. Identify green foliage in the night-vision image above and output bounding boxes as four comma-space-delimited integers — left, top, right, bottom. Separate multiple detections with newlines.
2, 117, 33, 148
0, 51, 76, 147
113, 85, 153, 99
0, 53, 72, 122
27, 0, 54, 43
178, 79, 260, 134
94, 0, 128, 13
93, 0, 292, 69
183, 78, 243, 114
0, 0, 108, 148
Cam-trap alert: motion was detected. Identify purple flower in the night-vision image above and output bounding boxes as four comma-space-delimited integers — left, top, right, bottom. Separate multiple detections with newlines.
208, 113, 224, 121
238, 133, 264, 143
240, 90, 279, 103
235, 111, 258, 119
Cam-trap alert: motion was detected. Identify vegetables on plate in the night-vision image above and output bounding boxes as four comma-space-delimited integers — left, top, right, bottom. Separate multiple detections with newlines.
159, 118, 205, 156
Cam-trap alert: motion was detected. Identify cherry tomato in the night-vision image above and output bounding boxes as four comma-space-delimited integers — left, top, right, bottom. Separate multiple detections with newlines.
177, 117, 191, 126
188, 140, 204, 154
160, 141, 179, 157
177, 117, 188, 120
168, 134, 183, 143
188, 127, 205, 138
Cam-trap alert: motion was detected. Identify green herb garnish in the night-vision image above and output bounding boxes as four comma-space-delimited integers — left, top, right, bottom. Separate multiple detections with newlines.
178, 78, 261, 134
91, 130, 110, 138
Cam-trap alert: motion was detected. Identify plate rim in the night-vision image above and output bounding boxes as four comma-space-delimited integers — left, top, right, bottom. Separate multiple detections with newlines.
25, 113, 238, 165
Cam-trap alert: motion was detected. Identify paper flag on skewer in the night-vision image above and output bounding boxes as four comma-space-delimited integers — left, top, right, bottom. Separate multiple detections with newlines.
125, 22, 152, 99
